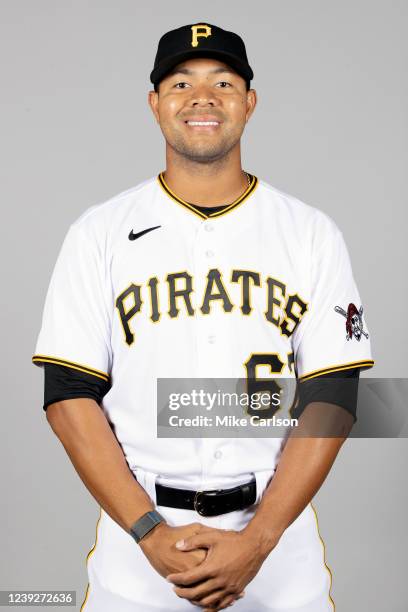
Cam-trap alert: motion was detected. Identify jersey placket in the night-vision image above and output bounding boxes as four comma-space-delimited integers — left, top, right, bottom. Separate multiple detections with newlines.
191, 216, 232, 486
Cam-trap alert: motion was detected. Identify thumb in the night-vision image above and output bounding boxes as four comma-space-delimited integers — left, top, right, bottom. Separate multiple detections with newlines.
175, 532, 216, 551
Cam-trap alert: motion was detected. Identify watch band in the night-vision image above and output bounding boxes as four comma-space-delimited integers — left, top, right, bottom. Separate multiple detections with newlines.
129, 510, 165, 544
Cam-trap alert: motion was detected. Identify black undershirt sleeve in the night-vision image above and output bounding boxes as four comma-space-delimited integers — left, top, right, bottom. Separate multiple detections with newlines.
42, 362, 360, 421
292, 367, 360, 422
42, 363, 111, 411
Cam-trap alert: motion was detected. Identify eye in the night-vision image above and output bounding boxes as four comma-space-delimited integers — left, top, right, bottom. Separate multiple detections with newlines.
216, 81, 232, 88
174, 82, 190, 89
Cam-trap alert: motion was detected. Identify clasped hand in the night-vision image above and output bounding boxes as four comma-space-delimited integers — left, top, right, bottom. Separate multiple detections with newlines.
140, 521, 272, 611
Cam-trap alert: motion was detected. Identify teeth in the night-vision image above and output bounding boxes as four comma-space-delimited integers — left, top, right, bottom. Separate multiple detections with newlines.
187, 121, 219, 126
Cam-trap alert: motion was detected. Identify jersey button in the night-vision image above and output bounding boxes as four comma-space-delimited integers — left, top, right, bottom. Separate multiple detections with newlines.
208, 334, 216, 344
204, 223, 214, 232
205, 249, 214, 258
214, 450, 223, 459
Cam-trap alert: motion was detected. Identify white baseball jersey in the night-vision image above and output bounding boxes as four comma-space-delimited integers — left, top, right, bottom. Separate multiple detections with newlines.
33, 173, 374, 488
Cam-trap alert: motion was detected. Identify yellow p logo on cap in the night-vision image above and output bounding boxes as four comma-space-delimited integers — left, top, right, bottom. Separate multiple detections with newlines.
191, 24, 212, 48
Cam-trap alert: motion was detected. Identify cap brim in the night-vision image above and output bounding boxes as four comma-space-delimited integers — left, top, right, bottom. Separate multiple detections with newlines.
150, 49, 253, 85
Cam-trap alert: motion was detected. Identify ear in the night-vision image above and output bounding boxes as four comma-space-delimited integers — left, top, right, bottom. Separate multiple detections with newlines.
148, 90, 160, 124
245, 88, 257, 123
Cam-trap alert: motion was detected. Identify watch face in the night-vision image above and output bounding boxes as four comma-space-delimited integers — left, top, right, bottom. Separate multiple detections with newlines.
130, 510, 164, 543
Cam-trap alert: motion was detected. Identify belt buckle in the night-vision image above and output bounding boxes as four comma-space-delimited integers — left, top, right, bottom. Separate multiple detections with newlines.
193, 489, 220, 516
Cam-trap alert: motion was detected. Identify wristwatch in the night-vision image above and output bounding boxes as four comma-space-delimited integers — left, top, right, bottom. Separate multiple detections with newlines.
129, 510, 165, 544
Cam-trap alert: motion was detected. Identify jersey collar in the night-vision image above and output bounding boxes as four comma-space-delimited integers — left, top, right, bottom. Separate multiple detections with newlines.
157, 172, 258, 220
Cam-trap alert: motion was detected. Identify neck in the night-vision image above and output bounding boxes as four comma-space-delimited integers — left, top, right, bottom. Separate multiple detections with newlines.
162, 145, 248, 207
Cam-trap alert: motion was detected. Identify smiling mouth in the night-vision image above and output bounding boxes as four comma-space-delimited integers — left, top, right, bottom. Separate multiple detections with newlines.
184, 120, 221, 128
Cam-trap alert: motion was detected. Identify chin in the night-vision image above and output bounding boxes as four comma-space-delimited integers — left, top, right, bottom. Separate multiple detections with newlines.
185, 150, 229, 164
182, 141, 235, 162
168, 133, 237, 163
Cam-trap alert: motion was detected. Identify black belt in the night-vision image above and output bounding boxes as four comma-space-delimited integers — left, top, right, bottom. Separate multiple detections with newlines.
155, 478, 257, 517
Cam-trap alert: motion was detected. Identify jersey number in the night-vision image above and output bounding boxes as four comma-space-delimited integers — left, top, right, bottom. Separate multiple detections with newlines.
244, 353, 296, 419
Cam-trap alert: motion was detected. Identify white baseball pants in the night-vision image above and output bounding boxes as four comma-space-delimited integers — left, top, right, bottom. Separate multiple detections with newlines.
81, 468, 334, 611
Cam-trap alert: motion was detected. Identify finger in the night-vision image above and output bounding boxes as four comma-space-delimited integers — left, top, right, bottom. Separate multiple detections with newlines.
198, 588, 230, 607
175, 532, 217, 551
222, 590, 246, 608
166, 564, 212, 585
204, 590, 245, 611
203, 599, 232, 612
173, 578, 220, 602
213, 594, 236, 610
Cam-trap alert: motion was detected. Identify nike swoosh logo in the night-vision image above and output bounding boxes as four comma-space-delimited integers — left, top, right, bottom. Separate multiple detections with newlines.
128, 225, 161, 241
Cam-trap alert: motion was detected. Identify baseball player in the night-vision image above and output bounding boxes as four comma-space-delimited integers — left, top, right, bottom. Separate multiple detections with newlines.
32, 23, 374, 612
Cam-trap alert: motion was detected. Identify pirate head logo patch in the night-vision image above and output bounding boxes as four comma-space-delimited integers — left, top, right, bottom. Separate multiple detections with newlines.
334, 303, 369, 341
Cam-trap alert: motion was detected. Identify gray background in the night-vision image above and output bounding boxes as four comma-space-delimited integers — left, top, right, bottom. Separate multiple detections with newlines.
1, 1, 407, 610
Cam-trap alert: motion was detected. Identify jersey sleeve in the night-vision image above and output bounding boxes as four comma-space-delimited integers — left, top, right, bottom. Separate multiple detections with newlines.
32, 220, 112, 383
292, 214, 374, 381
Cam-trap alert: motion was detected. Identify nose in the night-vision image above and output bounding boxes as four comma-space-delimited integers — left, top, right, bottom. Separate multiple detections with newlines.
188, 83, 218, 107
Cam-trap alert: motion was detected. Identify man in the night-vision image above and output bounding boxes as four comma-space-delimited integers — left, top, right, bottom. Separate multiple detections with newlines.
32, 22, 374, 612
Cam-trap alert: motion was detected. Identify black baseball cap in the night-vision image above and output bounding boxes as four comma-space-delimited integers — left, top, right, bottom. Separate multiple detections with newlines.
150, 22, 254, 88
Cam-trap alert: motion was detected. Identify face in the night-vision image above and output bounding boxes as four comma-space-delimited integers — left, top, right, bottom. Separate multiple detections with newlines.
148, 58, 257, 164
351, 314, 362, 339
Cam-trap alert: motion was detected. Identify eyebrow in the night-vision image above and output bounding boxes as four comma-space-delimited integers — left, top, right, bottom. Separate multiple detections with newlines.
166, 66, 237, 77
